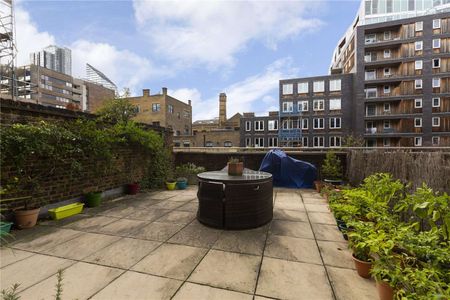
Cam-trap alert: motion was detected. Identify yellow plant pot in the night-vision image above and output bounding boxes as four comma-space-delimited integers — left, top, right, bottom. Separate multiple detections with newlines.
48, 202, 84, 220
166, 182, 177, 190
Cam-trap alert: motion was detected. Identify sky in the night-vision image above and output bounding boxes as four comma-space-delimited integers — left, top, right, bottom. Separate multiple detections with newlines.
15, 0, 361, 121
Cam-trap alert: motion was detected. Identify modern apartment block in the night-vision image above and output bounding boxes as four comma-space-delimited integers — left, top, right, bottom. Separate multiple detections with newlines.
240, 112, 280, 147
126, 88, 192, 136
86, 63, 118, 94
30, 45, 72, 76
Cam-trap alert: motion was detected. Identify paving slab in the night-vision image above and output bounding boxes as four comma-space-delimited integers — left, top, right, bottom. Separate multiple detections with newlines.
302, 197, 329, 204
91, 271, 182, 300
156, 210, 196, 224
0, 248, 34, 268
189, 250, 260, 294
42, 232, 120, 260
176, 201, 198, 212
0, 254, 73, 292
308, 212, 337, 225
18, 261, 123, 300
151, 200, 185, 210
149, 191, 179, 200
213, 227, 267, 255
132, 221, 184, 242
132, 243, 207, 280
327, 266, 377, 300
270, 220, 314, 239
173, 282, 253, 300
273, 209, 308, 222
96, 218, 147, 236
264, 235, 322, 264
168, 220, 222, 248
305, 203, 330, 213
12, 227, 82, 252
84, 238, 161, 269
256, 257, 333, 300
63, 215, 119, 231
274, 199, 305, 211
312, 223, 345, 242
125, 207, 171, 222
169, 194, 198, 202
97, 204, 138, 218
276, 192, 301, 201
318, 240, 355, 269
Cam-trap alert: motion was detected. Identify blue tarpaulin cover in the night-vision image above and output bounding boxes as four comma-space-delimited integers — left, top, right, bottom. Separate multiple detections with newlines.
259, 149, 317, 188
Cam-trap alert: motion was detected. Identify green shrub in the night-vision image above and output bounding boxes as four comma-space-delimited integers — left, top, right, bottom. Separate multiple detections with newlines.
321, 151, 343, 180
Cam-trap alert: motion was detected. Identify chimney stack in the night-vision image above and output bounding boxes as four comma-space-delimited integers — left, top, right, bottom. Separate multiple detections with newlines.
162, 87, 167, 95
143, 89, 150, 97
219, 92, 227, 127
188, 100, 192, 106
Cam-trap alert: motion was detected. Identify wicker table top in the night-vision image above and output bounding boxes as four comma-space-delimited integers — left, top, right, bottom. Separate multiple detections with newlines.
197, 170, 272, 183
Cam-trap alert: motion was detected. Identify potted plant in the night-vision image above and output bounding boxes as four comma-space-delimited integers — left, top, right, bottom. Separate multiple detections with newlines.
85, 191, 102, 207
321, 151, 343, 186
175, 163, 205, 185
371, 257, 397, 300
228, 157, 243, 176
165, 178, 177, 190
176, 177, 188, 190
347, 221, 375, 278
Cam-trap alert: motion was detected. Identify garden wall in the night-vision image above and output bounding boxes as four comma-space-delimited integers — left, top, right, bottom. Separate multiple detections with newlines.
0, 99, 172, 212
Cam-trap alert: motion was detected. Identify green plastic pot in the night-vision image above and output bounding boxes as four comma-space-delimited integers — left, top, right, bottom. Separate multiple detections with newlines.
85, 192, 102, 207
0, 221, 13, 236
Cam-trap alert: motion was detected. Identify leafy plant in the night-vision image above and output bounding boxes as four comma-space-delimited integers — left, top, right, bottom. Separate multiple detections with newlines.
97, 98, 138, 124
1, 283, 20, 300
321, 151, 343, 180
228, 157, 241, 163
175, 163, 205, 178
54, 269, 64, 300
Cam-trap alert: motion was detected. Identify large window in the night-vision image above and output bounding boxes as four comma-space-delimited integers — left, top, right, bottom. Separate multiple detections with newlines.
313, 81, 325, 93
282, 84, 293, 95
433, 19, 441, 29
432, 77, 441, 88
330, 117, 341, 129
432, 117, 440, 127
432, 136, 440, 146
302, 118, 308, 129
313, 118, 324, 129
245, 138, 251, 147
415, 21, 423, 31
415, 98, 422, 108
433, 39, 441, 49
329, 136, 341, 147
297, 82, 309, 93
433, 58, 441, 68
268, 120, 278, 131
313, 136, 324, 147
432, 97, 440, 108
414, 137, 422, 147
224, 141, 232, 147
329, 79, 341, 92
168, 104, 174, 114
415, 41, 423, 51
268, 137, 278, 147
254, 138, 264, 148
414, 118, 422, 128
313, 100, 324, 111
329, 98, 341, 110
205, 141, 213, 147
245, 121, 251, 131
298, 101, 308, 112
415, 79, 423, 89
254, 120, 264, 131
152, 103, 161, 112
365, 87, 377, 98
415, 60, 423, 70
302, 136, 308, 147
282, 101, 294, 113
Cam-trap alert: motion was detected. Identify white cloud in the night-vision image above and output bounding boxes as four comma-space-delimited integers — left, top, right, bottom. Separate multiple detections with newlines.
172, 57, 298, 120
133, 0, 324, 69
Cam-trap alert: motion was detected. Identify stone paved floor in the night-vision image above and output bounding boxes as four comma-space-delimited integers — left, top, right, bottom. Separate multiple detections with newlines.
0, 187, 377, 300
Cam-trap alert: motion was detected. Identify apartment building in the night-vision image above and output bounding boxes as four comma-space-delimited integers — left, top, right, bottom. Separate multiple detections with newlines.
30, 45, 72, 76
240, 112, 280, 147
127, 88, 192, 136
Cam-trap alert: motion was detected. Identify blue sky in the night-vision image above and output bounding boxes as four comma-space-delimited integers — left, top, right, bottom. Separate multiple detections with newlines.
16, 0, 361, 120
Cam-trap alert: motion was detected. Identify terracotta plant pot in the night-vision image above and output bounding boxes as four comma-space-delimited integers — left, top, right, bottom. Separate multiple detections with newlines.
127, 183, 140, 195
314, 180, 323, 192
228, 162, 243, 176
14, 208, 40, 229
352, 254, 373, 278
376, 280, 394, 300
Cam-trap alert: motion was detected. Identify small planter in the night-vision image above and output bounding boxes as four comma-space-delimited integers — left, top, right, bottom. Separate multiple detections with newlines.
176, 180, 188, 190
126, 183, 140, 195
14, 208, 41, 229
376, 280, 394, 300
166, 182, 177, 190
48, 202, 84, 220
314, 180, 323, 192
352, 254, 373, 278
85, 192, 102, 207
228, 162, 243, 176
0, 221, 13, 235
337, 222, 349, 240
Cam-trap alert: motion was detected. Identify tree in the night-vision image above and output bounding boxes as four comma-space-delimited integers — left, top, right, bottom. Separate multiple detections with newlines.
97, 97, 137, 124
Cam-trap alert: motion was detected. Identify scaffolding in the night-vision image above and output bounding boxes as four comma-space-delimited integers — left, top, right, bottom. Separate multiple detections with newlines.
0, 0, 16, 99
278, 107, 303, 147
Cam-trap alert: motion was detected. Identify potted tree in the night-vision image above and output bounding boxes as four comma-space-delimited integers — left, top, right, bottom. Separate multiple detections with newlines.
321, 151, 343, 186
228, 157, 243, 176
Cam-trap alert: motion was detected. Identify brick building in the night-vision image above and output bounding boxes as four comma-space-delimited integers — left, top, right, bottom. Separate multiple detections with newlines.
240, 112, 280, 147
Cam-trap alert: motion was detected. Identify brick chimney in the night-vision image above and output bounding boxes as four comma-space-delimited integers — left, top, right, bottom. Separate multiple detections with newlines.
188, 100, 192, 106
219, 92, 227, 127
143, 89, 150, 97
162, 87, 168, 95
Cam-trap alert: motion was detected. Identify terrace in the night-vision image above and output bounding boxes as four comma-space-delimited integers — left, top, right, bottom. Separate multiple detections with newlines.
1, 186, 376, 300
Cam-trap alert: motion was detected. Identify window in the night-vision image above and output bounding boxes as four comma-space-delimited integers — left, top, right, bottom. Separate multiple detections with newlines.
254, 120, 264, 131
282, 119, 293, 129
366, 87, 378, 98
415, 60, 423, 70
432, 136, 440, 146
414, 118, 422, 128
384, 49, 391, 58
245, 121, 251, 131
254, 138, 264, 148
415, 98, 422, 108
330, 117, 341, 129
245, 138, 251, 147
415, 41, 423, 51
152, 103, 161, 112
365, 52, 372, 62
365, 70, 376, 80
384, 31, 391, 40
183, 110, 190, 118
329, 136, 341, 147
383, 138, 390, 147
168, 104, 174, 114
433, 39, 441, 49
313, 136, 324, 147
205, 141, 213, 147
384, 85, 391, 94
313, 118, 325, 129
282, 101, 294, 112
282, 83, 293, 95
384, 120, 391, 129
313, 81, 325, 92
384, 68, 391, 76
302, 137, 308, 147
433, 58, 441, 68
414, 137, 422, 147
313, 100, 324, 111
330, 79, 341, 92
433, 19, 441, 29
415, 79, 423, 89
415, 21, 423, 31
298, 82, 309, 93
302, 118, 308, 129
298, 101, 308, 112
268, 137, 278, 147
224, 141, 232, 147
432, 117, 440, 127
432, 97, 440, 107
268, 120, 278, 131
177, 112, 181, 119
365, 34, 376, 44
384, 103, 391, 112
432, 77, 441, 88
329, 98, 341, 110
366, 104, 376, 116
